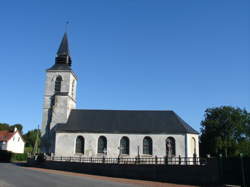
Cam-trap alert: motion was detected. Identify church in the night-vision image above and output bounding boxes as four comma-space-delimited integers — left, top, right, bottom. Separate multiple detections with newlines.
41, 33, 199, 158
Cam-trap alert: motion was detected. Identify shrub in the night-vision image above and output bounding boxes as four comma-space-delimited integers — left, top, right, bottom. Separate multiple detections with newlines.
11, 153, 27, 161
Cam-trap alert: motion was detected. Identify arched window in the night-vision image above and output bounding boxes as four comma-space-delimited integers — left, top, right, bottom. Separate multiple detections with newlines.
192, 137, 196, 155
98, 136, 107, 154
166, 137, 176, 157
75, 136, 84, 154
120, 137, 129, 154
143, 137, 153, 155
55, 76, 62, 93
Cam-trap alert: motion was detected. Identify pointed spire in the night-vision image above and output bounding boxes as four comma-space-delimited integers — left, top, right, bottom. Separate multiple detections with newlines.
57, 32, 70, 56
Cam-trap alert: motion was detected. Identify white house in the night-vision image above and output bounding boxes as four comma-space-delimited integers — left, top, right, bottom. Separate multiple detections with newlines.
0, 128, 25, 154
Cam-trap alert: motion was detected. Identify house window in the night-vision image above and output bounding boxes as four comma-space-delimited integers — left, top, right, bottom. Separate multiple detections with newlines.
166, 137, 176, 157
143, 137, 153, 155
120, 137, 129, 155
98, 136, 107, 154
75, 136, 84, 154
55, 76, 62, 93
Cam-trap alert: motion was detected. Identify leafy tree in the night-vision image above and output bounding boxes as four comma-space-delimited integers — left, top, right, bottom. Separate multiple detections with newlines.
0, 123, 10, 131
10, 124, 23, 134
200, 106, 250, 157
0, 123, 23, 134
23, 129, 41, 153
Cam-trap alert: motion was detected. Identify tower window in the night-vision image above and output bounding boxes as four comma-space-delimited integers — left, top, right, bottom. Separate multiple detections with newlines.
55, 76, 62, 93
71, 80, 75, 97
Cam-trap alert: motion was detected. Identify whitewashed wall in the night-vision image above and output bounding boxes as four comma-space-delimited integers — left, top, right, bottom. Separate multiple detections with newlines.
6, 132, 25, 153
186, 134, 199, 157
55, 132, 193, 157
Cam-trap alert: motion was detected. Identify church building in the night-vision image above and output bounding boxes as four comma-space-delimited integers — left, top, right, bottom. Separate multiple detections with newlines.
41, 33, 199, 158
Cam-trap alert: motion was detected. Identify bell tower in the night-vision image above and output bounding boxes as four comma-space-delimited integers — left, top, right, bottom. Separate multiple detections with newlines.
41, 33, 77, 154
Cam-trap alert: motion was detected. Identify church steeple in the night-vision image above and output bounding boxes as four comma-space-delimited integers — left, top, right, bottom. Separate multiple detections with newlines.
48, 32, 72, 70
57, 32, 70, 56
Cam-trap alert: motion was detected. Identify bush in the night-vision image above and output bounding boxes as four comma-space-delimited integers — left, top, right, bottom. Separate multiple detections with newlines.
11, 153, 27, 161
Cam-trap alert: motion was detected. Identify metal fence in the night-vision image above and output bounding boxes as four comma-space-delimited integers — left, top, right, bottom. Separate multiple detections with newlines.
46, 155, 207, 165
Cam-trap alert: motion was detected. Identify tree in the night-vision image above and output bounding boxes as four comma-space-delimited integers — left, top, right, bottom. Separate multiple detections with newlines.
200, 106, 250, 157
10, 124, 23, 134
0, 123, 10, 131
0, 123, 23, 134
23, 129, 41, 153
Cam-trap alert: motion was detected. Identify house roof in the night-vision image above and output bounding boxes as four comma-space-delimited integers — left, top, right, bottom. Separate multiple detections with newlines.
56, 109, 199, 134
0, 131, 15, 141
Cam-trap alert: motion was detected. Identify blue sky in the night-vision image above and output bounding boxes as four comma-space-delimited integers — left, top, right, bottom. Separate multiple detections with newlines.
0, 0, 249, 133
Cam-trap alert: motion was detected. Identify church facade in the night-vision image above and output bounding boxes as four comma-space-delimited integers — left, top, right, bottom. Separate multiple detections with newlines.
41, 33, 199, 158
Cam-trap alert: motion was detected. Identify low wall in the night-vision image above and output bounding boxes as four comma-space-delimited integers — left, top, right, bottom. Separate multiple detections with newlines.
27, 159, 220, 185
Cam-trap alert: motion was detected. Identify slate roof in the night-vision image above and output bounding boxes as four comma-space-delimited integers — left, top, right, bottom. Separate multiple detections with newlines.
57, 32, 70, 56
47, 63, 72, 71
56, 109, 199, 134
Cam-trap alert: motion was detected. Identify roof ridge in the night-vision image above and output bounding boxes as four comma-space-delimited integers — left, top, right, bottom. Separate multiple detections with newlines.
72, 109, 173, 112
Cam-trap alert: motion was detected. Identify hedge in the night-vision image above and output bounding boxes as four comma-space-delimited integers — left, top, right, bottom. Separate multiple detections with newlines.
0, 150, 27, 162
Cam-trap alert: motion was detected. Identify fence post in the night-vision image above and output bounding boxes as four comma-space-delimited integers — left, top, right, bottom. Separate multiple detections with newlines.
117, 157, 120, 164
102, 155, 105, 164
164, 156, 168, 165
155, 155, 158, 164
178, 155, 181, 165
193, 153, 197, 165
240, 153, 246, 187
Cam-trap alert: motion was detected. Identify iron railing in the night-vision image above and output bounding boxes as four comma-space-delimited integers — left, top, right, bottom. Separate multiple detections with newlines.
46, 156, 207, 165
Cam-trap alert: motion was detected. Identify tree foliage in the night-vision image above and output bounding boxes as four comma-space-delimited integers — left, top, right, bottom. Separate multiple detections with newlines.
200, 106, 250, 157
23, 129, 41, 152
0, 123, 23, 134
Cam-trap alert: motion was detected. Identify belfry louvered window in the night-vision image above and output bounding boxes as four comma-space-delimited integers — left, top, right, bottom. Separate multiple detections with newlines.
75, 136, 84, 154
55, 76, 62, 93
98, 136, 107, 154
143, 137, 153, 155
120, 137, 129, 154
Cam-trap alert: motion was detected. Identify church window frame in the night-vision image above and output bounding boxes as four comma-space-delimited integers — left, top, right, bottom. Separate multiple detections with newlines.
55, 75, 62, 93
75, 136, 85, 154
120, 136, 129, 155
97, 136, 107, 154
166, 137, 176, 157
143, 136, 153, 155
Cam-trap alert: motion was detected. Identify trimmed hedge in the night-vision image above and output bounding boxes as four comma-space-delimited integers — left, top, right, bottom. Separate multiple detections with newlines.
0, 150, 27, 162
